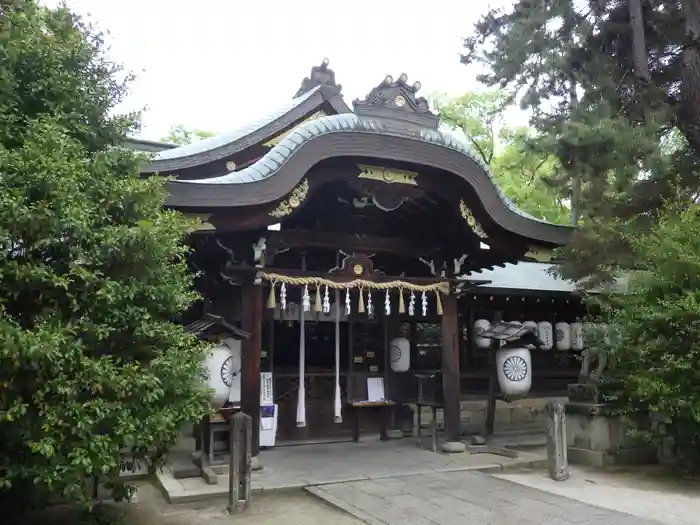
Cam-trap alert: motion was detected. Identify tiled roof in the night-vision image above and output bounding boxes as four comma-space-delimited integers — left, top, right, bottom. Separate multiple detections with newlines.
153, 86, 323, 161
175, 112, 557, 225
464, 262, 575, 292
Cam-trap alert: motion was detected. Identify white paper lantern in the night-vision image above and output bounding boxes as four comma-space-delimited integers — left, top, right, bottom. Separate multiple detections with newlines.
389, 337, 411, 372
537, 321, 553, 350
204, 340, 238, 409
496, 344, 532, 400
474, 319, 491, 348
555, 322, 571, 351
570, 322, 584, 350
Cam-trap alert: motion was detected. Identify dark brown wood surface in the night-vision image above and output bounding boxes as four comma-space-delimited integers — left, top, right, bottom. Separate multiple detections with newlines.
241, 283, 263, 455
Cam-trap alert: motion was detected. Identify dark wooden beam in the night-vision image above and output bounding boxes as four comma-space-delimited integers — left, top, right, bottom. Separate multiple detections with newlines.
241, 282, 263, 456
441, 292, 461, 444
267, 229, 438, 258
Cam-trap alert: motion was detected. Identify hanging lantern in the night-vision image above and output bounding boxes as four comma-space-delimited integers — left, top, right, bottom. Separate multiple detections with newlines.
204, 337, 241, 409
555, 322, 571, 351
537, 321, 553, 350
389, 337, 411, 372
474, 319, 491, 348
570, 322, 584, 350
496, 342, 532, 400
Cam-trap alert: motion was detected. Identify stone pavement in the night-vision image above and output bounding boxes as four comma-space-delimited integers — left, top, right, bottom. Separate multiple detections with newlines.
160, 439, 545, 502
308, 470, 665, 525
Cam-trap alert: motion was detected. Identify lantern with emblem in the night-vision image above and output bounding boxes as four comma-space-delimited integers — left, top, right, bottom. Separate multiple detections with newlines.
478, 322, 539, 400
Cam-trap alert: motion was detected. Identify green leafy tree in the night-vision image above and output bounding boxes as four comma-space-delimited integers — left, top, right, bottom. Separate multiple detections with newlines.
162, 124, 216, 146
462, 1, 700, 287
0, 1, 210, 513
594, 202, 700, 472
434, 90, 570, 224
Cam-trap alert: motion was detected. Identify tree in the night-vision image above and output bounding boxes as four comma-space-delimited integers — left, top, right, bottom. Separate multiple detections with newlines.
434, 90, 570, 224
162, 124, 216, 145
0, 1, 210, 514
462, 1, 700, 287
594, 202, 700, 472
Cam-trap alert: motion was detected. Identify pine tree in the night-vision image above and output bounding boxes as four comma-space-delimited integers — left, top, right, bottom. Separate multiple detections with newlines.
0, 1, 210, 512
463, 1, 700, 286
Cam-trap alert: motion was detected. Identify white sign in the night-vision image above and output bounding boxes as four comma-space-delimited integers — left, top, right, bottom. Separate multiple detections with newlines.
366, 377, 385, 402
260, 372, 274, 405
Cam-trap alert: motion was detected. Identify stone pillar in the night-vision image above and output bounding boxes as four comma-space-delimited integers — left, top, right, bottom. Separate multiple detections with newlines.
546, 400, 570, 481
227, 412, 252, 514
440, 291, 465, 453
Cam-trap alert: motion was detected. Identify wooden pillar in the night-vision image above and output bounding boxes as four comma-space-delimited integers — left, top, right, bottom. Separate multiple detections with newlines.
485, 311, 503, 437
241, 282, 263, 456
441, 291, 461, 444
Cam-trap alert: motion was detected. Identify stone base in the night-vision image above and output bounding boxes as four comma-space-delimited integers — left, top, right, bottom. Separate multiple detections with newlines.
251, 455, 263, 471
567, 446, 657, 468
386, 429, 404, 440
441, 441, 466, 454
566, 401, 656, 467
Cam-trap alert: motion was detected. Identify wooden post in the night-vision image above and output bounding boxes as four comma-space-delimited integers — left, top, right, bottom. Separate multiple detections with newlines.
241, 282, 263, 456
546, 400, 570, 481
440, 291, 464, 451
485, 311, 503, 437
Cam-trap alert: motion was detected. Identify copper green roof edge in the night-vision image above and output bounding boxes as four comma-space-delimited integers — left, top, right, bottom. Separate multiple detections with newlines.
175, 113, 563, 227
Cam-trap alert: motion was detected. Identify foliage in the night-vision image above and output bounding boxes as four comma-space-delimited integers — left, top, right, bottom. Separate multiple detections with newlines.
0, 1, 211, 514
162, 124, 216, 146
462, 0, 700, 287
593, 202, 700, 471
434, 90, 571, 224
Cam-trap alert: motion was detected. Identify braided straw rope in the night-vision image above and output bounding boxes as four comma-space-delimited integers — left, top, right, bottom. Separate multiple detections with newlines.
258, 272, 449, 294
259, 271, 449, 315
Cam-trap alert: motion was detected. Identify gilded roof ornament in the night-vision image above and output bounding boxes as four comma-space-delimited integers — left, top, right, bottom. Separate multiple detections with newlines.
269, 178, 309, 218
353, 73, 439, 129
357, 164, 418, 186
459, 199, 488, 239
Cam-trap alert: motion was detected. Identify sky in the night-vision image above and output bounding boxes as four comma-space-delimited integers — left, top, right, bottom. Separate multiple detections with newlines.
45, 0, 519, 142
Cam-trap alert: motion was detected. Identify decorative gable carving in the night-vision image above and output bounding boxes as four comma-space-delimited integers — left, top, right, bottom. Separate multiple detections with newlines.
294, 58, 342, 98
353, 73, 439, 129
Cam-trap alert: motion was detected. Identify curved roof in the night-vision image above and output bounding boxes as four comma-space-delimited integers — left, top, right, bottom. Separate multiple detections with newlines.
141, 84, 349, 174
166, 113, 573, 245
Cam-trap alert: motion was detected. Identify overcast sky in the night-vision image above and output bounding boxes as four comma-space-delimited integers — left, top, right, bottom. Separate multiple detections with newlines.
45, 0, 518, 142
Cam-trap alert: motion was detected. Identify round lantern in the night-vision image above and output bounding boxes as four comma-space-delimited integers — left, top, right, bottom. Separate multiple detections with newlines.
474, 319, 491, 349
496, 342, 532, 400
204, 338, 240, 409
570, 322, 584, 351
555, 322, 571, 351
537, 321, 553, 350
389, 337, 411, 372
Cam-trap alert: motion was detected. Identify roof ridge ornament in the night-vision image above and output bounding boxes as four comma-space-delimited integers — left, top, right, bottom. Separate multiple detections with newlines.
294, 58, 342, 98
353, 73, 439, 129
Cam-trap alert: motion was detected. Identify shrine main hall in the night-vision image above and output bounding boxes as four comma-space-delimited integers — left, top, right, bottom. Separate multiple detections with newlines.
135, 59, 576, 465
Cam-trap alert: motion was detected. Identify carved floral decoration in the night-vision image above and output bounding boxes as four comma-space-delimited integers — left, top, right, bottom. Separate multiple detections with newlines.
459, 199, 488, 239
269, 178, 309, 218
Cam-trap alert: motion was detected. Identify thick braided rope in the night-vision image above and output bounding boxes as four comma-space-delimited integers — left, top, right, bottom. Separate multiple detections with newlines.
258, 272, 450, 294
